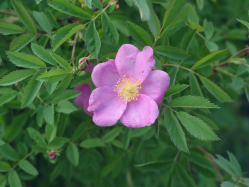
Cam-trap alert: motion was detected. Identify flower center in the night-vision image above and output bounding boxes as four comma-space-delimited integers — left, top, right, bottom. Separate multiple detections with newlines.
114, 75, 142, 102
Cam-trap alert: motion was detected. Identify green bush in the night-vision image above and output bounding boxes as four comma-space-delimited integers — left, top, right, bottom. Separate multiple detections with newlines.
0, 0, 249, 186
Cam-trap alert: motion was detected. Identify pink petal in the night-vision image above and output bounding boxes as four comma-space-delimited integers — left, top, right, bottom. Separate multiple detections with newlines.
74, 93, 84, 108
92, 59, 120, 88
115, 44, 155, 83
74, 83, 93, 116
120, 94, 159, 128
140, 70, 170, 105
85, 62, 94, 72
74, 83, 91, 92
88, 86, 127, 126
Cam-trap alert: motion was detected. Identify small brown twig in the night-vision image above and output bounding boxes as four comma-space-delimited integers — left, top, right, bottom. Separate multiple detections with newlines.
0, 10, 17, 16
197, 146, 224, 182
71, 31, 79, 59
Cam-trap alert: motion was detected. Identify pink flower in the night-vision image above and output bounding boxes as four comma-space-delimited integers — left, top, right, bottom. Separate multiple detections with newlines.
87, 44, 170, 128
74, 61, 94, 117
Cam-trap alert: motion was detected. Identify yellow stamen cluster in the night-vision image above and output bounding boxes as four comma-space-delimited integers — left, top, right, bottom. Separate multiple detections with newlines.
114, 75, 142, 102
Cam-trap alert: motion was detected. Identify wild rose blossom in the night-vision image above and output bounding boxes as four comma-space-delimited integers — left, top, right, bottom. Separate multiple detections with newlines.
74, 60, 94, 116
87, 44, 170, 128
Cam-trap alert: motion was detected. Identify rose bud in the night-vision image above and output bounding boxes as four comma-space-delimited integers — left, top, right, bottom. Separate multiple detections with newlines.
78, 58, 90, 71
49, 150, 57, 160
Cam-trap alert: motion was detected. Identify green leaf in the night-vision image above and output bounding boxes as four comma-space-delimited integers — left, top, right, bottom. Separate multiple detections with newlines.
71, 121, 89, 142
56, 100, 77, 114
37, 69, 69, 83
49, 137, 69, 149
199, 76, 233, 103
160, 5, 188, 38
80, 138, 105, 148
0, 140, 5, 147
122, 128, 132, 149
192, 49, 228, 69
176, 164, 198, 187
86, 21, 101, 58
189, 72, 203, 97
126, 21, 153, 46
36, 0, 42, 4
232, 76, 244, 90
227, 151, 242, 176
11, 0, 36, 33
188, 4, 199, 24
154, 46, 189, 60
205, 40, 218, 52
0, 144, 19, 161
169, 96, 219, 108
84, 0, 92, 8
181, 29, 196, 52
0, 175, 6, 187
0, 22, 25, 35
131, 126, 151, 138
101, 127, 123, 143
8, 170, 22, 187
50, 52, 73, 71
164, 108, 188, 152
44, 105, 54, 126
45, 124, 57, 143
165, 84, 189, 97
4, 113, 28, 142
50, 161, 65, 181
147, 2, 161, 38
168, 66, 179, 86
203, 19, 214, 40
214, 155, 237, 177
176, 112, 219, 140
45, 68, 59, 94
151, 118, 159, 138
66, 144, 79, 166
237, 19, 249, 30
194, 113, 219, 130
0, 69, 36, 86
22, 70, 46, 108
221, 181, 239, 187
33, 11, 51, 34
6, 51, 46, 68
196, 0, 204, 10
133, 0, 150, 21
10, 34, 36, 52
92, 0, 102, 9
0, 93, 16, 106
31, 43, 57, 66
52, 23, 83, 51
48, 0, 91, 19
0, 161, 11, 172
135, 160, 172, 171
51, 90, 80, 104
163, 0, 185, 27
45, 9, 60, 29
154, 55, 162, 70
19, 160, 38, 176
101, 12, 119, 46
184, 152, 214, 171
27, 127, 47, 149
244, 85, 249, 102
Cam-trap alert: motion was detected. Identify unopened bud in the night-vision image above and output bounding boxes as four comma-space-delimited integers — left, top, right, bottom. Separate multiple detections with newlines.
49, 150, 57, 160
78, 58, 89, 71
15, 81, 23, 88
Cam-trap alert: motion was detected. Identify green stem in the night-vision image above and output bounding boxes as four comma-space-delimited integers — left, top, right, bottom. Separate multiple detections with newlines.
9, 150, 35, 173
170, 150, 180, 173
163, 63, 201, 77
